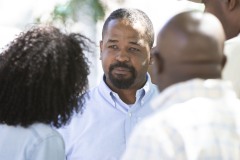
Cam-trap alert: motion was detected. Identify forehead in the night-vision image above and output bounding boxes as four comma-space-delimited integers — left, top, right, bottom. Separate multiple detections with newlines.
103, 19, 147, 40
188, 0, 202, 3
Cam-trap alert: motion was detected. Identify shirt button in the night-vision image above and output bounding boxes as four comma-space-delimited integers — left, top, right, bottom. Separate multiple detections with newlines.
128, 112, 132, 117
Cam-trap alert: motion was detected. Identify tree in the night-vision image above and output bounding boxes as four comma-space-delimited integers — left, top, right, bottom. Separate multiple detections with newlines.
36, 0, 124, 25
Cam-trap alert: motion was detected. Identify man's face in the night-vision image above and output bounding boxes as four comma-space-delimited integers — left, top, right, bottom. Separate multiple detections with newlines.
202, 0, 224, 18
202, 0, 235, 39
100, 19, 151, 89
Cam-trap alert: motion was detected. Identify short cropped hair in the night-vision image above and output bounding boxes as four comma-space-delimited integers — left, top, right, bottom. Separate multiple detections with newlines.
0, 25, 92, 128
102, 8, 154, 48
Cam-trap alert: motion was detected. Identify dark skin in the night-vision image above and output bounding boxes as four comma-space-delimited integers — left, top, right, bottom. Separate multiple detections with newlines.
151, 11, 226, 92
190, 0, 240, 39
100, 19, 152, 104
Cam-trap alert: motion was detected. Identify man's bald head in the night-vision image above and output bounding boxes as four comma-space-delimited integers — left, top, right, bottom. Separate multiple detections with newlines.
152, 11, 226, 91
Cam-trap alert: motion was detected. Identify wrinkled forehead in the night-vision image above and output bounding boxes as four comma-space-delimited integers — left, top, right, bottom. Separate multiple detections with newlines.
105, 19, 149, 41
107, 19, 147, 33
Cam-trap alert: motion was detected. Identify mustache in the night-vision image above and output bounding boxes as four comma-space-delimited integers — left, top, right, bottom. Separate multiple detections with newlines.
109, 62, 135, 72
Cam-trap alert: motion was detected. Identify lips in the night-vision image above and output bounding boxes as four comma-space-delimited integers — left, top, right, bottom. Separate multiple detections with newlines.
112, 67, 131, 75
109, 62, 135, 78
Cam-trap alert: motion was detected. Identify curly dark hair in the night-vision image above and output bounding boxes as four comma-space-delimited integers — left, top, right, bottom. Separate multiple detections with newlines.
0, 25, 92, 128
102, 8, 154, 48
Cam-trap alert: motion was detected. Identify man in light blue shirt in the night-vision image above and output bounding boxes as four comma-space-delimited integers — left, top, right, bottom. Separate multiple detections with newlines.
58, 8, 158, 160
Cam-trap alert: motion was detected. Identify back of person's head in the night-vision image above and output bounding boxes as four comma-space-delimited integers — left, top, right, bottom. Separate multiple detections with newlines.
102, 8, 154, 48
0, 25, 92, 128
152, 10, 226, 91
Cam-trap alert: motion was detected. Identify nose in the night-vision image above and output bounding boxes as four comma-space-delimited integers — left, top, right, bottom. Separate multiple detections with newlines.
116, 50, 129, 62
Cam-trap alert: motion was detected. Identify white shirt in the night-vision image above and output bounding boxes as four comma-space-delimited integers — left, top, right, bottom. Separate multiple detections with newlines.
122, 79, 240, 160
223, 34, 240, 98
58, 74, 158, 160
0, 123, 65, 160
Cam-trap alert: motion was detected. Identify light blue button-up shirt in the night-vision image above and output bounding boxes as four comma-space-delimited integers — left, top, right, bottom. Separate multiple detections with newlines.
58, 74, 158, 160
0, 123, 65, 160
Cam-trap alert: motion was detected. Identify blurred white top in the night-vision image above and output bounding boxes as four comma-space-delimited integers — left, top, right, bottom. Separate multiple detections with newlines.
223, 34, 240, 98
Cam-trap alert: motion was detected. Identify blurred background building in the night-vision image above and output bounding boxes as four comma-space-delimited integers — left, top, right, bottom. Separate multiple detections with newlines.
0, 0, 203, 88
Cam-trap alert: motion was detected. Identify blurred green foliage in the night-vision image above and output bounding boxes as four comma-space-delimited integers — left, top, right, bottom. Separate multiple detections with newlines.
52, 0, 105, 23
39, 0, 124, 24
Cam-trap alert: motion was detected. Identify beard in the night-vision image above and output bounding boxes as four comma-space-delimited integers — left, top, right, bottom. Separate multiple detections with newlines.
108, 62, 136, 89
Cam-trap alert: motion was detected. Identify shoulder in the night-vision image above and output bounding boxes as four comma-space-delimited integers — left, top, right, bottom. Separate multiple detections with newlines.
27, 124, 65, 160
139, 96, 240, 132
84, 85, 104, 101
29, 123, 63, 141
28, 123, 64, 152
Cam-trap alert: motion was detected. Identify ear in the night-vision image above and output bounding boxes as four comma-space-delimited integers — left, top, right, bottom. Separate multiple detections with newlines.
100, 40, 103, 60
153, 52, 164, 74
149, 54, 154, 65
226, 0, 238, 10
221, 54, 227, 70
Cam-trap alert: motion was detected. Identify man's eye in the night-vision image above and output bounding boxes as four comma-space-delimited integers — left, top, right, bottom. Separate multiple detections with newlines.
129, 47, 140, 52
108, 45, 118, 49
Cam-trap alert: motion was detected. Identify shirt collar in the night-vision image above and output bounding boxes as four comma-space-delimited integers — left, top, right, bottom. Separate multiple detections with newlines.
98, 73, 153, 105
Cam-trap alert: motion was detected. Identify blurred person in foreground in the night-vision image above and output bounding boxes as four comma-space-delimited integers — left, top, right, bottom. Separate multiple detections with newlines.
122, 10, 240, 160
57, 8, 158, 160
0, 25, 92, 160
187, 0, 240, 98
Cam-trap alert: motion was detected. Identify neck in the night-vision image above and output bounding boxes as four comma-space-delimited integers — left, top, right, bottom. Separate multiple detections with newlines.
104, 76, 147, 104
115, 89, 137, 104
